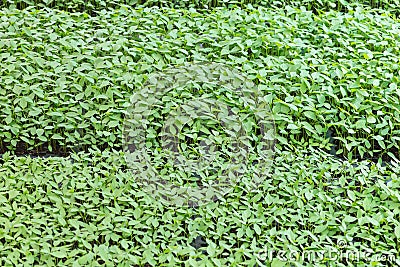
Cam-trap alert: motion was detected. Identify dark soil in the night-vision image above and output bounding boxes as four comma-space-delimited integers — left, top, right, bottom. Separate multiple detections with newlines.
325, 127, 399, 163
0, 141, 70, 157
0, 140, 110, 158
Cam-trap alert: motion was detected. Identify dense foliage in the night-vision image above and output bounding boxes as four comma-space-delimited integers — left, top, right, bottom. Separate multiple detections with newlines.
0, 2, 400, 267
1, 6, 400, 161
1, 149, 400, 266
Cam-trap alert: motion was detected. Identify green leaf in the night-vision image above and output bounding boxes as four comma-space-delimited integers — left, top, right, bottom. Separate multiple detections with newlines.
36, 129, 44, 136
347, 190, 356, 202
314, 224, 327, 233
52, 134, 63, 140
0, 194, 8, 203
108, 120, 119, 128
367, 116, 376, 124
5, 116, 13, 124
395, 226, 400, 239
271, 259, 286, 267
51, 250, 67, 258
304, 111, 316, 120
254, 224, 261, 235
98, 245, 109, 262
